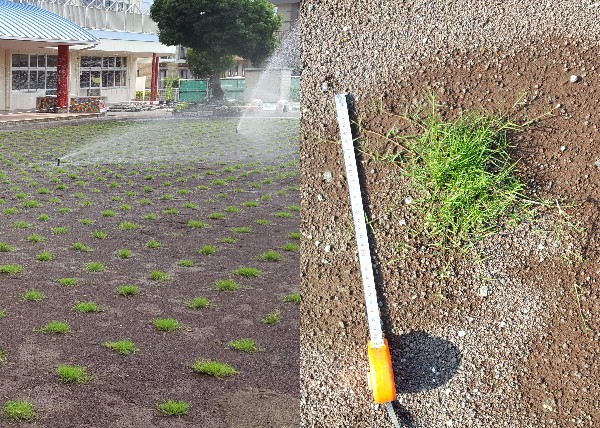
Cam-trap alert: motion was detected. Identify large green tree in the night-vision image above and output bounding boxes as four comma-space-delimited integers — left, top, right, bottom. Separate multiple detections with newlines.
185, 49, 236, 80
150, 0, 281, 99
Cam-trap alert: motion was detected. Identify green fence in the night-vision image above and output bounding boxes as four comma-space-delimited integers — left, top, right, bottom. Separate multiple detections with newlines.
290, 76, 300, 102
220, 78, 245, 101
179, 77, 300, 103
179, 79, 207, 102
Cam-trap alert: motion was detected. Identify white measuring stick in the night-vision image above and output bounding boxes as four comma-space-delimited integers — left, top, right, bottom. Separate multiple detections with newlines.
334, 93, 385, 349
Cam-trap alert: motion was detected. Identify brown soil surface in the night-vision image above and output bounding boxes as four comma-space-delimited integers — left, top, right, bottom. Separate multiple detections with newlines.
300, 3, 599, 427
0, 117, 300, 427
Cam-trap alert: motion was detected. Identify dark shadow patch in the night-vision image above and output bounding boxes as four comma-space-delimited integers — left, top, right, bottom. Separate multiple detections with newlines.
391, 330, 462, 393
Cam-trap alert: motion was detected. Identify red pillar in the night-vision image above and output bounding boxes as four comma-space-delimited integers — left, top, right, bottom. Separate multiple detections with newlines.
150, 53, 158, 102
57, 45, 70, 111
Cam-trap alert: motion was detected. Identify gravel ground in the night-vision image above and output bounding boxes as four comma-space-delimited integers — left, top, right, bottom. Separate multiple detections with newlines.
301, 2, 600, 427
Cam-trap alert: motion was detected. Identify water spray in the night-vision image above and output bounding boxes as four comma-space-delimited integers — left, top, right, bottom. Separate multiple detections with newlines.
334, 94, 401, 428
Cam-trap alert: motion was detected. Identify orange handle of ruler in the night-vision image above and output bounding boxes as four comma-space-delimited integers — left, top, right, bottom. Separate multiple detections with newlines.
367, 339, 396, 403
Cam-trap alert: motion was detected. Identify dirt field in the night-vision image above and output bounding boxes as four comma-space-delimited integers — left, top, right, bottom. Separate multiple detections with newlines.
300, 2, 599, 427
0, 117, 300, 427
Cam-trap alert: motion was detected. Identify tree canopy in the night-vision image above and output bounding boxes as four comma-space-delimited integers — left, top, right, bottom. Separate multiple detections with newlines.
150, 0, 282, 99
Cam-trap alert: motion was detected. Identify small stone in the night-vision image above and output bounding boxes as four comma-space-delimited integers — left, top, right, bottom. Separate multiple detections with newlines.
322, 171, 333, 182
569, 74, 581, 83
403, 196, 413, 205
317, 193, 325, 201
324, 244, 332, 253
594, 158, 600, 168
537, 243, 546, 250
457, 330, 466, 337
320, 82, 328, 92
560, 145, 566, 152
478, 285, 489, 297
446, 421, 454, 427
338, 320, 345, 328
399, 219, 407, 226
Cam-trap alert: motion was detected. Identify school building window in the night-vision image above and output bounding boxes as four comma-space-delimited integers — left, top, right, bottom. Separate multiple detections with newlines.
11, 54, 58, 91
79, 56, 127, 89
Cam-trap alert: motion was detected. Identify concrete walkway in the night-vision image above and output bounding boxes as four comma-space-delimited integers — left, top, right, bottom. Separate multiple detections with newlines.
0, 109, 174, 128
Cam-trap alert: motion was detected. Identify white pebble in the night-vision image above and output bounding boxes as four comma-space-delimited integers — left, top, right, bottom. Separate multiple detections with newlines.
457, 330, 467, 337
560, 145, 566, 152
478, 285, 489, 297
569, 74, 581, 83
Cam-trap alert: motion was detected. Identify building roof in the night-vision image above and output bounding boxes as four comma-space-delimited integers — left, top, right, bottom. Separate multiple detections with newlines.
0, 0, 98, 45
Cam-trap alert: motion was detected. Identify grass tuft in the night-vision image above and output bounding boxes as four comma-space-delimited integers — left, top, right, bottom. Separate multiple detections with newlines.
3, 400, 35, 421
104, 339, 138, 355
73, 302, 101, 313
0, 264, 24, 275
233, 267, 261, 278
395, 96, 532, 248
258, 250, 282, 262
284, 293, 301, 304
56, 364, 92, 384
156, 399, 189, 417
117, 285, 139, 296
261, 309, 281, 325
191, 359, 238, 378
152, 318, 180, 332
38, 321, 70, 334
186, 297, 211, 309
198, 245, 217, 255
228, 338, 262, 353
215, 279, 239, 291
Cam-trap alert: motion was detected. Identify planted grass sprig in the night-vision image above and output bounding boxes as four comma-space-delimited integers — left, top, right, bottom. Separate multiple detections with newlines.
104, 339, 138, 355
56, 364, 92, 384
191, 359, 238, 379
228, 338, 263, 353
157, 399, 189, 417
37, 321, 70, 334
393, 96, 532, 248
3, 400, 35, 421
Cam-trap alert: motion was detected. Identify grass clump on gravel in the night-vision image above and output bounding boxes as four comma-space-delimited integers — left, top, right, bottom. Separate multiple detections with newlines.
198, 245, 217, 255
37, 321, 70, 334
0, 264, 23, 275
395, 96, 532, 248
104, 340, 138, 355
258, 250, 282, 262
3, 400, 35, 421
186, 297, 211, 309
57, 277, 78, 287
152, 318, 180, 332
117, 285, 139, 296
215, 279, 239, 291
191, 359, 238, 378
228, 338, 262, 353
56, 364, 92, 384
21, 290, 43, 301
156, 399, 189, 417
261, 309, 281, 325
73, 302, 101, 313
233, 267, 261, 277
284, 293, 301, 304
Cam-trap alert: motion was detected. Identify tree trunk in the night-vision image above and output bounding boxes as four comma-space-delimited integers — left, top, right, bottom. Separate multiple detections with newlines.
209, 72, 224, 100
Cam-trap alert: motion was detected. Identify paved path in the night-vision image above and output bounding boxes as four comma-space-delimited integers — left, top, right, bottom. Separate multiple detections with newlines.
0, 109, 174, 128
